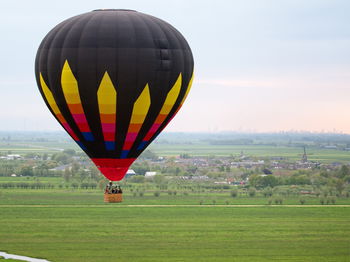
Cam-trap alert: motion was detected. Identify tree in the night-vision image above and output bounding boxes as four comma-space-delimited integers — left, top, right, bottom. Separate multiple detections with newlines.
230, 189, 238, 197
248, 187, 256, 197
153, 174, 165, 185
132, 162, 150, 175
63, 168, 72, 183
261, 175, 278, 187
78, 170, 89, 183
71, 161, 80, 174
20, 166, 34, 176
337, 165, 350, 179
51, 153, 70, 164
249, 175, 278, 188
42, 153, 48, 161
139, 150, 158, 160
63, 149, 76, 156
335, 179, 345, 195
186, 166, 198, 175
129, 175, 145, 183
89, 166, 100, 181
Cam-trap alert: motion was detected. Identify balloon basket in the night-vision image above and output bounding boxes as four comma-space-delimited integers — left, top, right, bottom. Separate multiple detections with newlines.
104, 193, 123, 203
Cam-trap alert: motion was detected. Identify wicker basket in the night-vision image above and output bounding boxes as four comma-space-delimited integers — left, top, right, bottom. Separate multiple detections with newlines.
104, 193, 123, 203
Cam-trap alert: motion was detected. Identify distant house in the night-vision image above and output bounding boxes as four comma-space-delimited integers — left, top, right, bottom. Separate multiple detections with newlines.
324, 145, 337, 149
214, 181, 229, 185
124, 169, 136, 178
6, 154, 21, 160
145, 171, 157, 177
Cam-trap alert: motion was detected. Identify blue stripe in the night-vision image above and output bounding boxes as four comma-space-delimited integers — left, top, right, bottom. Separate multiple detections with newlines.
105, 141, 115, 151
120, 150, 129, 159
82, 132, 94, 141
137, 141, 148, 151
76, 141, 86, 150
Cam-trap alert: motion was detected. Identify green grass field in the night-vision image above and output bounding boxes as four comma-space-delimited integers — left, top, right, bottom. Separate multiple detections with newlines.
1, 189, 350, 206
0, 191, 350, 262
0, 205, 349, 262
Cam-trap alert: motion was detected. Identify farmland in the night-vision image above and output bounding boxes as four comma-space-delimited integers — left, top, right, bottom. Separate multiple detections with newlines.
1, 132, 350, 261
0, 197, 349, 262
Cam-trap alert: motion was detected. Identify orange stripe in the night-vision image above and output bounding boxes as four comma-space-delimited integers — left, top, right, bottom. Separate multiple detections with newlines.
68, 103, 84, 114
100, 114, 116, 123
128, 123, 142, 133
56, 114, 66, 124
155, 114, 167, 124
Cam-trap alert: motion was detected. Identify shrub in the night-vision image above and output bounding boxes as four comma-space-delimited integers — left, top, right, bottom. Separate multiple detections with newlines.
268, 198, 273, 205
154, 191, 160, 197
299, 198, 306, 205
248, 187, 256, 197
320, 198, 325, 205
212, 200, 216, 205
326, 196, 335, 205
139, 192, 144, 197
230, 189, 238, 198
225, 200, 229, 205
199, 200, 203, 205
263, 187, 273, 197
274, 198, 283, 205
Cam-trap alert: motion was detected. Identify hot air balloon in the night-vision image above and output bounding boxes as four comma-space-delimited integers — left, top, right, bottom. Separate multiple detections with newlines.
35, 9, 194, 182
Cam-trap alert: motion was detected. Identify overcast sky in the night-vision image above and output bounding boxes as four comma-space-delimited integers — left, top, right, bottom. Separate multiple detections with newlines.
1, 0, 350, 133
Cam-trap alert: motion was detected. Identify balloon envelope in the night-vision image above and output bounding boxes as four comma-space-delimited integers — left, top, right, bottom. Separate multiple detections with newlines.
35, 10, 194, 181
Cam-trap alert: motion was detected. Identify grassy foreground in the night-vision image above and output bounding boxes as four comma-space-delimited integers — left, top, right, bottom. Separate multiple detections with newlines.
0, 205, 349, 262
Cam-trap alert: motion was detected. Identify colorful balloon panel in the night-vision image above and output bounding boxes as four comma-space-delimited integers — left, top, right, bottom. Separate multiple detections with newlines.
97, 72, 117, 151
35, 10, 194, 181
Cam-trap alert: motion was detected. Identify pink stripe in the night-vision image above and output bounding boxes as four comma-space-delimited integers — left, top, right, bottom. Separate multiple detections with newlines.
101, 123, 115, 132
125, 133, 138, 142
62, 123, 79, 141
72, 114, 88, 123
149, 123, 161, 133
62, 123, 71, 130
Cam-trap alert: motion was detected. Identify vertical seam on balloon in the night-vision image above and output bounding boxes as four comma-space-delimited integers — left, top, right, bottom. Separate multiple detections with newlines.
148, 16, 183, 128
45, 14, 89, 144
48, 14, 87, 94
